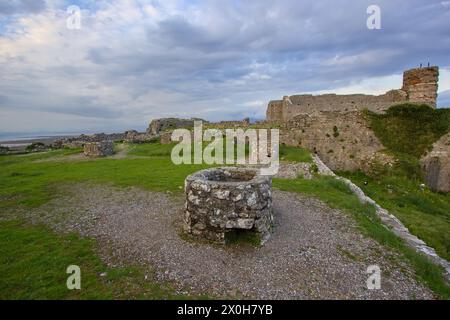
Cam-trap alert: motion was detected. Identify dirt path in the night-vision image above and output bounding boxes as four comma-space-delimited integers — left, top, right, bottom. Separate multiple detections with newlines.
24, 183, 433, 299
31, 144, 158, 163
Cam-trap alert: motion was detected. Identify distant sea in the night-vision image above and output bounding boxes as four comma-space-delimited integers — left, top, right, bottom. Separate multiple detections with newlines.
0, 132, 82, 147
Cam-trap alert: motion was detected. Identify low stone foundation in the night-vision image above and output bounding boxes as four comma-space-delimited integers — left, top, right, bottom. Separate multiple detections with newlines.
84, 141, 114, 157
184, 167, 273, 244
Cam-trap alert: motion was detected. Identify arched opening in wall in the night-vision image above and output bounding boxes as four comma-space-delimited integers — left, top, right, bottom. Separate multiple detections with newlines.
225, 229, 261, 246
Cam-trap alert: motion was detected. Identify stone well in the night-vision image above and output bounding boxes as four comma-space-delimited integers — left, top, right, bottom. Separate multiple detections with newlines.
83, 141, 114, 157
184, 167, 273, 244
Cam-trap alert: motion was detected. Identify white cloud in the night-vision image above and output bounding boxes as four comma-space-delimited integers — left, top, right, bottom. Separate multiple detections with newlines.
438, 67, 450, 92
311, 73, 403, 96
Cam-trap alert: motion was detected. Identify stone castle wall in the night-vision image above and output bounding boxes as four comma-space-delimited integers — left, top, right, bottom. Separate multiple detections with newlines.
280, 111, 393, 172
267, 67, 439, 121
266, 66, 440, 173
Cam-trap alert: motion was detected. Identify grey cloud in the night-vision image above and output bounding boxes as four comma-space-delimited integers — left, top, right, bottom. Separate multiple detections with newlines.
0, 94, 9, 104
1, 0, 450, 133
0, 0, 46, 15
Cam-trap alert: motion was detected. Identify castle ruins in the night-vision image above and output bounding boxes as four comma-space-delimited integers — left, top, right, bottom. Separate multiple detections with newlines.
264, 66, 446, 187
266, 66, 439, 121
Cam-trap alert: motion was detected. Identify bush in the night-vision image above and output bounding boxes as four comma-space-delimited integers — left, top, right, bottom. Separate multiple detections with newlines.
0, 146, 9, 154
365, 104, 450, 158
26, 142, 46, 152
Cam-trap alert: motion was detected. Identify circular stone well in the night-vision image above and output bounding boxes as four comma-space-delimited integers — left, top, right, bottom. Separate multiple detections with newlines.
184, 167, 273, 244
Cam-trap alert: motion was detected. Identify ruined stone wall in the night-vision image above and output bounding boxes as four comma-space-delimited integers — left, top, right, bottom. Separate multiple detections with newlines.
268, 91, 407, 121
267, 66, 439, 122
421, 133, 450, 192
402, 67, 439, 107
206, 118, 250, 129
280, 111, 393, 172
266, 100, 284, 122
147, 118, 206, 135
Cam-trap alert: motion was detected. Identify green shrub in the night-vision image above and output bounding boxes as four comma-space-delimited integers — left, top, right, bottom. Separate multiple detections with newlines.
333, 126, 340, 138
26, 142, 46, 152
364, 104, 450, 157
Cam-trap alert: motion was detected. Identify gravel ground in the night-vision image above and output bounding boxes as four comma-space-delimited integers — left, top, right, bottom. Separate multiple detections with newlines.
17, 183, 434, 299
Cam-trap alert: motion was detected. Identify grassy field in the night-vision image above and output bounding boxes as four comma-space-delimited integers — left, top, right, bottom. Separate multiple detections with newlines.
360, 104, 450, 262
128, 140, 313, 163
0, 220, 193, 300
0, 142, 448, 299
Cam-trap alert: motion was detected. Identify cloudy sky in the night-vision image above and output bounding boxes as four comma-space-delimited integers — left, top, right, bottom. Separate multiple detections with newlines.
0, 0, 450, 134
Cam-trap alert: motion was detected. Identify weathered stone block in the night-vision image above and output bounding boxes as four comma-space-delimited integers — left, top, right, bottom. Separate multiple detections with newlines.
160, 131, 173, 144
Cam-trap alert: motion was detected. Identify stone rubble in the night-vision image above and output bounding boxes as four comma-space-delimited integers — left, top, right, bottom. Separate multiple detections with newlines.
83, 141, 115, 157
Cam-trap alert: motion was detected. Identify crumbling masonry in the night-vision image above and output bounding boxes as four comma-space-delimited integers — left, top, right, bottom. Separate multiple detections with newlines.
265, 67, 448, 192
266, 66, 439, 121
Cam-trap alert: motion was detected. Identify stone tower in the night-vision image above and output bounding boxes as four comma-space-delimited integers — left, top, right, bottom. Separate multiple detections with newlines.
402, 66, 439, 107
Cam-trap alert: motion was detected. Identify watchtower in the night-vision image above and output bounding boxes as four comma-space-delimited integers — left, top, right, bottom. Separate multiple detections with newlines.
402, 66, 439, 107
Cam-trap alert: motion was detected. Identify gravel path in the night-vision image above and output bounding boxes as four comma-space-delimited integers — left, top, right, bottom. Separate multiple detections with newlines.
23, 183, 433, 299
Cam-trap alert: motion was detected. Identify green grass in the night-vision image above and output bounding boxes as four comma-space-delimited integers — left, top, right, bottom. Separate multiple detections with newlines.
128, 140, 312, 163
274, 176, 450, 299
364, 104, 450, 158
279, 144, 312, 163
358, 103, 450, 264
128, 142, 175, 157
0, 147, 209, 209
341, 171, 450, 262
0, 220, 198, 299
1, 142, 448, 299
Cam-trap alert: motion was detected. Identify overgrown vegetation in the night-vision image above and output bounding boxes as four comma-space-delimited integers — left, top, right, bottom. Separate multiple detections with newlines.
356, 104, 450, 263
364, 103, 450, 158
274, 176, 450, 299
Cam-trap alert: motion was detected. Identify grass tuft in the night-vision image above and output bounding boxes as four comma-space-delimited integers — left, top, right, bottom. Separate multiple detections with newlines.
0, 220, 201, 299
